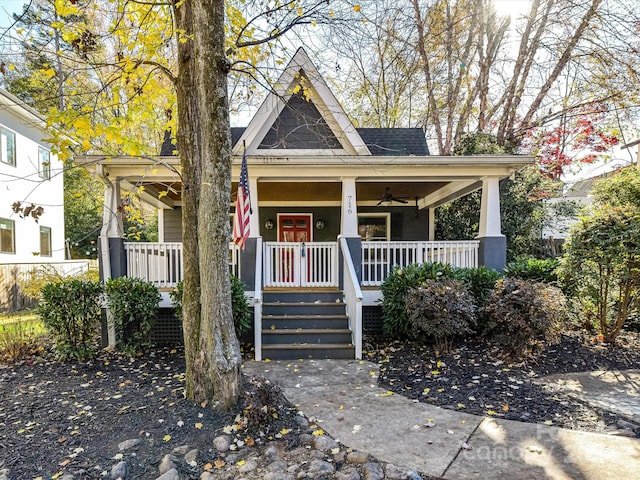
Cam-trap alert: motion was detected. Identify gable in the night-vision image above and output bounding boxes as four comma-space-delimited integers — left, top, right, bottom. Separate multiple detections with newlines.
258, 91, 342, 150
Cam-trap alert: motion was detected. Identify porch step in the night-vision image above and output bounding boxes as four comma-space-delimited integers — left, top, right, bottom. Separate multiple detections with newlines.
262, 314, 349, 330
262, 328, 352, 345
262, 301, 347, 316
260, 289, 353, 359
262, 343, 355, 360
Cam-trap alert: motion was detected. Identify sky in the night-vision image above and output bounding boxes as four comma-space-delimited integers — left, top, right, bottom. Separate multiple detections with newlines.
0, 0, 25, 28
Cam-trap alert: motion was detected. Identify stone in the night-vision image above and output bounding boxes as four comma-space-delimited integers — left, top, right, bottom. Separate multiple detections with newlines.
200, 473, 216, 480
610, 429, 637, 437
0, 475, 8, 480
155, 469, 179, 480
363, 462, 384, 480
238, 459, 258, 473
110, 460, 129, 479
298, 433, 314, 446
335, 468, 361, 480
265, 444, 282, 460
310, 449, 325, 459
118, 439, 142, 451
263, 473, 295, 480
333, 450, 345, 463
60, 475, 76, 480
294, 416, 309, 428
385, 464, 419, 479
346, 451, 369, 464
185, 449, 199, 463
158, 454, 178, 474
312, 434, 338, 452
617, 419, 638, 431
307, 459, 335, 477
172, 445, 191, 455
267, 460, 289, 472
213, 435, 231, 452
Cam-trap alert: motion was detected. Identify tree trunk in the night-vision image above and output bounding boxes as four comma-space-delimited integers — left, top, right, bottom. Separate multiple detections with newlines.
174, 0, 241, 411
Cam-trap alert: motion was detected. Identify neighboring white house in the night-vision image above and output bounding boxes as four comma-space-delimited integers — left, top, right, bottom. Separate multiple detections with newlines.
0, 88, 65, 262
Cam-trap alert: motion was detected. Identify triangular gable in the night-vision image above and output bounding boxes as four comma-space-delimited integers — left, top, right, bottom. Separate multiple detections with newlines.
234, 48, 371, 156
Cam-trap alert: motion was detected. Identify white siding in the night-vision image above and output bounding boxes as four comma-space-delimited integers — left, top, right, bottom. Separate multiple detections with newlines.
0, 91, 65, 262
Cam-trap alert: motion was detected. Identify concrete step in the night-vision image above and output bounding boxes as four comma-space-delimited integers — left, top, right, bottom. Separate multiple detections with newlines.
261, 343, 355, 360
262, 314, 349, 330
262, 328, 353, 345
262, 290, 343, 304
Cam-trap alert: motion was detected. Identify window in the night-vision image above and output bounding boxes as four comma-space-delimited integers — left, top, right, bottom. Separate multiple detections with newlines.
40, 226, 52, 257
0, 218, 15, 254
0, 127, 16, 166
39, 147, 50, 179
358, 214, 390, 241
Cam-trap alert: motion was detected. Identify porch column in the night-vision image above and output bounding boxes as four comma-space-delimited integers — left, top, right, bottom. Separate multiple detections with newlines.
248, 176, 260, 237
476, 176, 506, 271
341, 177, 358, 236
97, 167, 125, 348
428, 207, 435, 241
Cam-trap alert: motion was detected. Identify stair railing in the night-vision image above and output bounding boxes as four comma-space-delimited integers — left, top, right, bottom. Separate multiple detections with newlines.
339, 236, 363, 359
254, 236, 263, 361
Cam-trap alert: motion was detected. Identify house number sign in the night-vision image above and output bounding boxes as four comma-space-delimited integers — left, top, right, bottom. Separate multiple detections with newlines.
347, 195, 353, 214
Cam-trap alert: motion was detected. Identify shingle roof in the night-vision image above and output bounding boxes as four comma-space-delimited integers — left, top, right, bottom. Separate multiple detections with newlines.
160, 126, 429, 156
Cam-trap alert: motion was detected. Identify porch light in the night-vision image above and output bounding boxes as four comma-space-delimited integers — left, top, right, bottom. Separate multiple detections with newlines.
265, 219, 275, 230
315, 219, 325, 230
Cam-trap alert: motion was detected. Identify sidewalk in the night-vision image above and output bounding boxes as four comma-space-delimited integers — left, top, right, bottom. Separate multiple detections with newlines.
243, 359, 640, 480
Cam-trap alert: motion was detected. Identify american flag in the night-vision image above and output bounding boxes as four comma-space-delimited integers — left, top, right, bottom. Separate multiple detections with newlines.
233, 151, 251, 250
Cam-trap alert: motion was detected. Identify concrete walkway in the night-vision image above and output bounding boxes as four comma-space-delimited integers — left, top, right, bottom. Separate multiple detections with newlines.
243, 359, 640, 480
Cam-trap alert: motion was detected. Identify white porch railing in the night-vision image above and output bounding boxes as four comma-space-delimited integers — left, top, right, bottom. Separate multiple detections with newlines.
361, 240, 480, 286
340, 237, 363, 359
124, 242, 240, 287
263, 242, 338, 288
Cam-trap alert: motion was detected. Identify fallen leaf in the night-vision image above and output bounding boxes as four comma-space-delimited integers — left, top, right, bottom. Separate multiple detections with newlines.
457, 403, 466, 409
312, 429, 325, 436
59, 458, 71, 467
163, 434, 171, 442
487, 410, 498, 416
195, 422, 203, 429
245, 437, 255, 446
502, 402, 509, 412
280, 428, 290, 435
214, 459, 225, 469
237, 460, 246, 466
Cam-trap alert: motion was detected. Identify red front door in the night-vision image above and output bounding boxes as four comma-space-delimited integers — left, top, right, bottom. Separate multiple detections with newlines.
278, 215, 311, 283
278, 215, 312, 243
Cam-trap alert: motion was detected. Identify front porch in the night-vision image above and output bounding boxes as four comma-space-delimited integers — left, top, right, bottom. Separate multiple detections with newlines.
124, 238, 480, 360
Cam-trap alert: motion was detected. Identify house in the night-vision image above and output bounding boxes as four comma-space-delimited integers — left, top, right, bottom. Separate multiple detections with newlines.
77, 48, 532, 359
0, 88, 80, 312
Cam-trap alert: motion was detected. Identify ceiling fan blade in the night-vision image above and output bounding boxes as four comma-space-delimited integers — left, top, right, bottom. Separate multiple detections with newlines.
393, 197, 409, 204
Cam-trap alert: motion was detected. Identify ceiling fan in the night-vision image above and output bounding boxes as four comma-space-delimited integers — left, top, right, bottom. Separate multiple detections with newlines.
376, 188, 408, 206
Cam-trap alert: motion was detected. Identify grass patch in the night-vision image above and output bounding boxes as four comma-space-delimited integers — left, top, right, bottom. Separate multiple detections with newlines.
0, 310, 47, 363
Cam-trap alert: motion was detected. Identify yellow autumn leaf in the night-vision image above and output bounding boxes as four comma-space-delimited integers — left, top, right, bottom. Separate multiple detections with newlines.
280, 428, 290, 435
195, 422, 203, 429
339, 405, 344, 410
353, 5, 361, 12
163, 434, 171, 442
436, 360, 443, 368
214, 459, 225, 468
457, 403, 466, 408
487, 410, 498, 416
379, 391, 393, 397
297, 7, 303, 16
237, 460, 246, 466
502, 403, 509, 412
437, 388, 444, 393
312, 429, 324, 436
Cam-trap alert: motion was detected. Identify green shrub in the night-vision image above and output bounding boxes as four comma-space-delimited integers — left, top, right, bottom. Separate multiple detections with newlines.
38, 279, 103, 360
405, 278, 477, 352
105, 277, 161, 352
505, 257, 560, 283
380, 262, 456, 338
454, 266, 502, 305
482, 278, 567, 357
170, 275, 251, 338
560, 206, 640, 342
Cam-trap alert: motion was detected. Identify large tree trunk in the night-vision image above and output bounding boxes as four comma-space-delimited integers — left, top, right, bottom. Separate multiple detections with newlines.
174, 0, 242, 411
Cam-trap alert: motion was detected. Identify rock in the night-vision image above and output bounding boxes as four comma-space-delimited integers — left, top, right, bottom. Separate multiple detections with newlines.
173, 445, 192, 455
307, 459, 335, 477
200, 473, 216, 480
333, 450, 345, 463
238, 459, 258, 473
310, 449, 325, 459
185, 449, 199, 463
265, 443, 282, 460
155, 469, 179, 480
213, 435, 231, 452
335, 468, 361, 480
295, 416, 309, 428
0, 475, 8, 480
118, 439, 142, 451
346, 451, 369, 463
158, 454, 178, 474
110, 460, 129, 479
60, 475, 77, 480
298, 433, 314, 446
267, 460, 289, 472
363, 462, 384, 480
312, 434, 338, 451
263, 473, 295, 480
617, 419, 638, 431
